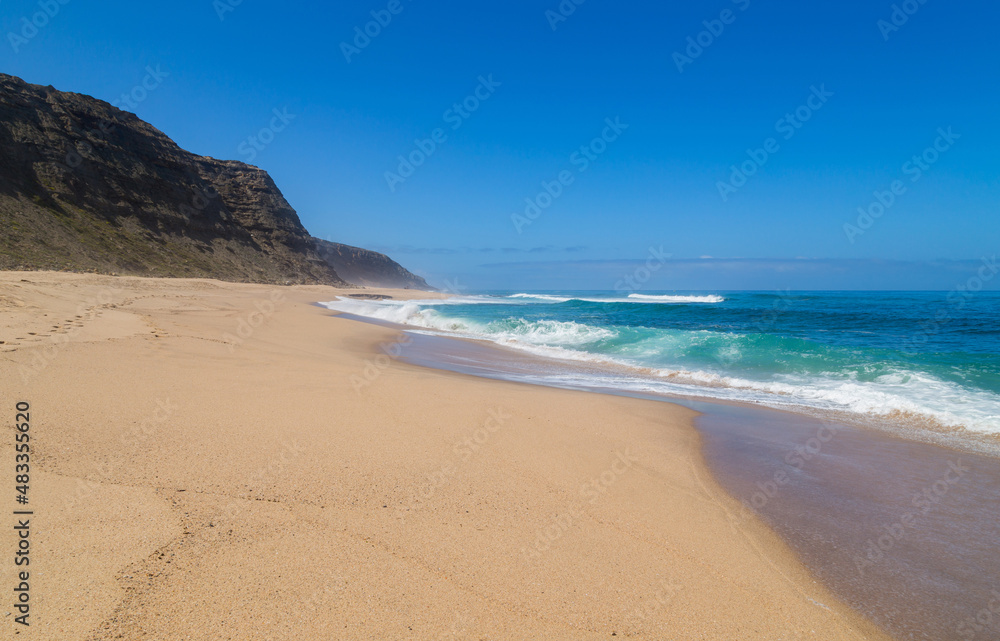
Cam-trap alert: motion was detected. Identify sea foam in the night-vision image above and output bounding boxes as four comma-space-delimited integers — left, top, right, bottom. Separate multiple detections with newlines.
320, 295, 1000, 436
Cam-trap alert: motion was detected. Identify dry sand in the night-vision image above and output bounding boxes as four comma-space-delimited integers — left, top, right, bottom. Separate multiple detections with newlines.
0, 272, 893, 640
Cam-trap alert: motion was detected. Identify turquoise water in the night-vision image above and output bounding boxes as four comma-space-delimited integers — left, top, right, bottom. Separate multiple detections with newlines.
322, 291, 1000, 435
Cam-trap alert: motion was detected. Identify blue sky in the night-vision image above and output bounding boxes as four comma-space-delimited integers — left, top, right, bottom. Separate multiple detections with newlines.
2, 0, 998, 290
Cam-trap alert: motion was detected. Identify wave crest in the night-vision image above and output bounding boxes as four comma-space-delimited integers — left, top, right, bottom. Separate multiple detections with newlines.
508, 293, 725, 304
627, 294, 725, 303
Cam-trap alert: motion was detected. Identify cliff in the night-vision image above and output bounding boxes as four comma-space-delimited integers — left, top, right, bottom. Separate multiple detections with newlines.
312, 240, 432, 290
0, 73, 430, 290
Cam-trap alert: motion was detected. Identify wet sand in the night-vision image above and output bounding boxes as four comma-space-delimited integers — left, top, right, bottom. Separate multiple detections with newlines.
694, 402, 1000, 641
397, 328, 1000, 641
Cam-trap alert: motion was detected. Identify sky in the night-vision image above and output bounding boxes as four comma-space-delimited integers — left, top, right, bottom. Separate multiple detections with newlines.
2, 0, 998, 290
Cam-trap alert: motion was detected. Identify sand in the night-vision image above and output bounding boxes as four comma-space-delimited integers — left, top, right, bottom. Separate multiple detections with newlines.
0, 272, 893, 640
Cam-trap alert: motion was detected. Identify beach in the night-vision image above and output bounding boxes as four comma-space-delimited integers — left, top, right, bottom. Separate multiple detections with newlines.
0, 272, 893, 640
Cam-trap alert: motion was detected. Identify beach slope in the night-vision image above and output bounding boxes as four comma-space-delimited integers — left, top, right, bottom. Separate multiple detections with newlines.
0, 272, 890, 640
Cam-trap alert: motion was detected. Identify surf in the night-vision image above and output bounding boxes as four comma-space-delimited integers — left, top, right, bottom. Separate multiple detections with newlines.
320, 291, 1000, 437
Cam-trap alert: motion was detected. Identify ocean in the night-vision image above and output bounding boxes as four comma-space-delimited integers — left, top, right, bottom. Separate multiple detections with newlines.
322, 290, 1000, 438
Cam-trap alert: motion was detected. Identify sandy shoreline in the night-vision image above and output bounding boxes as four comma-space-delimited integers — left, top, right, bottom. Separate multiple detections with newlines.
340, 313, 1000, 640
1, 272, 891, 639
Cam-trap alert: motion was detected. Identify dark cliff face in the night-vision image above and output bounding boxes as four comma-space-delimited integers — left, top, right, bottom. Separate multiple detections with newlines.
0, 73, 346, 285
312, 240, 433, 290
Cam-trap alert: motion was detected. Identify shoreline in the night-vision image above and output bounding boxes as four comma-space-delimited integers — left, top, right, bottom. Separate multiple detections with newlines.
338, 303, 1000, 457
319, 294, 1000, 456
329, 306, 1000, 641
2, 272, 894, 639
